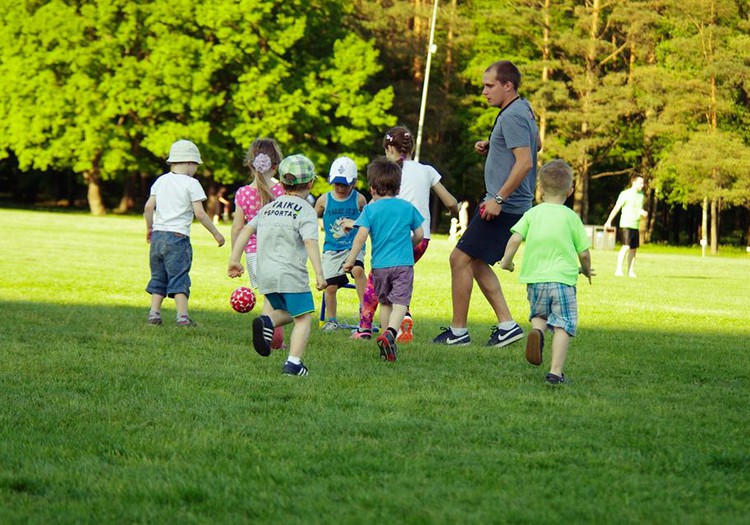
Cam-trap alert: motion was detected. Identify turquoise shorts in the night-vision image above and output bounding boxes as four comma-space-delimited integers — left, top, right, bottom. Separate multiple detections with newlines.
266, 292, 315, 318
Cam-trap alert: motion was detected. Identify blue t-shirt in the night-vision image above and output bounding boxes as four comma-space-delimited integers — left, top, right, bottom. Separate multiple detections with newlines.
322, 190, 361, 251
484, 98, 538, 214
354, 198, 424, 269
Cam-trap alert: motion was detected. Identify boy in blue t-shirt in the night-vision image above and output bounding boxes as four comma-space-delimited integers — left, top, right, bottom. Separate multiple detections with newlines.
343, 157, 424, 362
314, 157, 368, 331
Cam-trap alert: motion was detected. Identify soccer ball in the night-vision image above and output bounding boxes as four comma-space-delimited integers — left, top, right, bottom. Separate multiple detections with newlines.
230, 286, 256, 313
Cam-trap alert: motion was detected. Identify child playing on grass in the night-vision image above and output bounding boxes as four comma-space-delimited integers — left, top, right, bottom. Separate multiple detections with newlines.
231, 138, 286, 348
343, 157, 424, 362
228, 154, 326, 376
499, 159, 594, 384
352, 126, 458, 343
314, 156, 368, 332
144, 140, 226, 327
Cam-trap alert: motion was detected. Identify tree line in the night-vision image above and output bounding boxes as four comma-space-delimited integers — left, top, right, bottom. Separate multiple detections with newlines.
1, 0, 748, 251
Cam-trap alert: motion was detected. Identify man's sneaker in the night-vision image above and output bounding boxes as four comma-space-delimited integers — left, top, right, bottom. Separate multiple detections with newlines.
351, 328, 372, 341
252, 315, 274, 357
176, 317, 197, 327
282, 361, 309, 376
432, 327, 470, 346
147, 314, 162, 326
397, 315, 413, 343
525, 329, 544, 366
545, 372, 566, 384
321, 320, 339, 333
486, 323, 524, 347
376, 331, 397, 362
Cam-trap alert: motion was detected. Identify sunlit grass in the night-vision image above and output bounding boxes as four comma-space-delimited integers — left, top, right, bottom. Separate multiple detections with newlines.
0, 209, 748, 524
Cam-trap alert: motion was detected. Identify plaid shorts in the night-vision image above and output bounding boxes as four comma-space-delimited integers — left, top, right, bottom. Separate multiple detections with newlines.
526, 282, 578, 336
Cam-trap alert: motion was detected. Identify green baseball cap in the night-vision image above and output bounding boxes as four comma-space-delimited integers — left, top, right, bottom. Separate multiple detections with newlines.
278, 154, 316, 185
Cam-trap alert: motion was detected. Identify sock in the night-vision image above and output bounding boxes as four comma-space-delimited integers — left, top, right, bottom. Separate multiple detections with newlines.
450, 326, 468, 336
287, 356, 301, 365
327, 317, 337, 323
498, 321, 517, 330
177, 314, 189, 321
387, 327, 397, 338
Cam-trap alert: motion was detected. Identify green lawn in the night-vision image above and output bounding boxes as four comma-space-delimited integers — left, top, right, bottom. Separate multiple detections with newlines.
1, 209, 748, 525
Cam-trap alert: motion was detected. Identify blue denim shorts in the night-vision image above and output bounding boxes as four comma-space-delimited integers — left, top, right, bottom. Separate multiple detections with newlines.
146, 231, 193, 298
266, 291, 315, 318
527, 282, 578, 336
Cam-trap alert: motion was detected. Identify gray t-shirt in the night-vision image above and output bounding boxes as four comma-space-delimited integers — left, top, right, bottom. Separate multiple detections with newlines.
484, 98, 539, 215
249, 195, 319, 294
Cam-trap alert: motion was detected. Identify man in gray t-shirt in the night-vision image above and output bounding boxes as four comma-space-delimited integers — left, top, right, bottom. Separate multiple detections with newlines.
433, 60, 540, 349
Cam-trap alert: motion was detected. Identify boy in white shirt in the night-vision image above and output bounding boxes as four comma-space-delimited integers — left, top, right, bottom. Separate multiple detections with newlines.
144, 140, 225, 327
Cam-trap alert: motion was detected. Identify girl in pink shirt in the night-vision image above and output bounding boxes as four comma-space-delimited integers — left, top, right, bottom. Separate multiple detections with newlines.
231, 138, 285, 347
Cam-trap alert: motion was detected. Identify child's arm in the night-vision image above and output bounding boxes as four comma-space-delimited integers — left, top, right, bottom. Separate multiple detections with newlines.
411, 226, 424, 247
144, 196, 156, 243
193, 201, 225, 247
230, 203, 246, 249
228, 223, 256, 278
304, 239, 327, 291
499, 232, 524, 272
578, 249, 595, 284
343, 227, 369, 273
313, 194, 327, 218
431, 182, 459, 215
357, 193, 367, 211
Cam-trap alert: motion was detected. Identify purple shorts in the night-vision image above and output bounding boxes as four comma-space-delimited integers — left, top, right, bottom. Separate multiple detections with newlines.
371, 266, 414, 307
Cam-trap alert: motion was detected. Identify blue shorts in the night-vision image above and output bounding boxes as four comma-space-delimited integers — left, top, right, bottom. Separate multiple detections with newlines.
266, 292, 315, 318
527, 282, 578, 336
146, 231, 192, 298
371, 266, 414, 307
456, 208, 524, 265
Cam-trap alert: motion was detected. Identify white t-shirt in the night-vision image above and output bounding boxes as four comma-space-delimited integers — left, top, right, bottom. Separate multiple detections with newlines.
397, 160, 441, 239
150, 172, 207, 236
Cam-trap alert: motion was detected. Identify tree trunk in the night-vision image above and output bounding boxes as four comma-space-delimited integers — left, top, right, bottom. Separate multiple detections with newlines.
85, 164, 106, 216
710, 197, 719, 254
115, 172, 137, 214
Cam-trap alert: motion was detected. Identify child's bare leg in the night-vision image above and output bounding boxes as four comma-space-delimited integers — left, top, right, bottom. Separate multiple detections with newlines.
324, 285, 338, 320
287, 312, 312, 359
268, 309, 293, 329
549, 327, 570, 377
352, 266, 366, 305
174, 293, 188, 317
150, 294, 165, 313
530, 317, 547, 332
387, 304, 409, 332
379, 303, 392, 332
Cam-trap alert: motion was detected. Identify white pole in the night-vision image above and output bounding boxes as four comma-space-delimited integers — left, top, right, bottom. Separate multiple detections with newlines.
414, 0, 439, 162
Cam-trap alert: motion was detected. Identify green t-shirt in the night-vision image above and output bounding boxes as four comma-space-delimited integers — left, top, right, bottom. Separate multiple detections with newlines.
615, 187, 644, 229
510, 203, 591, 286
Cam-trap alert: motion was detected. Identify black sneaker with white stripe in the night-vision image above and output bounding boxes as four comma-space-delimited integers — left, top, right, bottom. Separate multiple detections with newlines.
432, 327, 471, 346
282, 361, 309, 376
252, 315, 274, 357
486, 323, 524, 347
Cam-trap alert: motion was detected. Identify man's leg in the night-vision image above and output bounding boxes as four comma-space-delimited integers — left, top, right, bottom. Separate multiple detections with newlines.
449, 248, 475, 328
627, 248, 637, 277
471, 259, 512, 323
615, 245, 628, 276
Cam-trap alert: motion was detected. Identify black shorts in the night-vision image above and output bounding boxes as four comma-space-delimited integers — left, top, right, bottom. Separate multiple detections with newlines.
621, 228, 640, 249
455, 208, 523, 265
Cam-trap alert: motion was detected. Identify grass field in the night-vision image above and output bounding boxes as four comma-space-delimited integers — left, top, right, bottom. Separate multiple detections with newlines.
1, 208, 749, 525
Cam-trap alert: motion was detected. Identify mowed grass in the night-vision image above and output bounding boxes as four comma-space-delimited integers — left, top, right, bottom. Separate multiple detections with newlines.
0, 208, 748, 525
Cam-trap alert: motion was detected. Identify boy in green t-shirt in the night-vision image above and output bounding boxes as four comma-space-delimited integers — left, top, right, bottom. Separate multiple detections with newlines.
499, 160, 594, 384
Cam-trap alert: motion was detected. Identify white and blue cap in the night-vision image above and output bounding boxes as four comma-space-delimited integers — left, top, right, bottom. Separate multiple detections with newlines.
328, 156, 357, 185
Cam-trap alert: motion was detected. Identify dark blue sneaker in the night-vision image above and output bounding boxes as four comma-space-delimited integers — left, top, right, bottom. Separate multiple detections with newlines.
376, 331, 397, 362
252, 315, 274, 357
282, 361, 309, 376
432, 327, 471, 346
486, 323, 524, 347
525, 329, 544, 366
545, 372, 565, 384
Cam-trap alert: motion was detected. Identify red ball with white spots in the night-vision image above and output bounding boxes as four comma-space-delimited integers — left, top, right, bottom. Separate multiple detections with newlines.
230, 286, 256, 313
